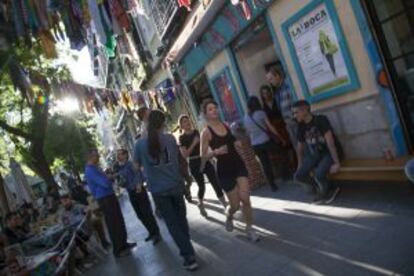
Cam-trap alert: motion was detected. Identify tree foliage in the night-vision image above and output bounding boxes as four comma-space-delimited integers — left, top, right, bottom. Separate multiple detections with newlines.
44, 114, 98, 177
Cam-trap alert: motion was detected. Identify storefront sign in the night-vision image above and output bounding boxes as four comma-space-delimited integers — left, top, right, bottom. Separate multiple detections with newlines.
282, 0, 359, 102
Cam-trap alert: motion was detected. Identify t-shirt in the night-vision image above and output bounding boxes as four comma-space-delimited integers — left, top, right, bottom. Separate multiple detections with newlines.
179, 130, 200, 157
297, 115, 340, 156
60, 203, 86, 226
243, 110, 270, 146
134, 134, 183, 195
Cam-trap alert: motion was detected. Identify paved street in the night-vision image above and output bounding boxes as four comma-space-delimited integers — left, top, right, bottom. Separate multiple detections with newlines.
88, 181, 414, 276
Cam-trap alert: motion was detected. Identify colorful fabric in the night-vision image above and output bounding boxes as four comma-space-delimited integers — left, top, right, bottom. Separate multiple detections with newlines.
178, 0, 192, 11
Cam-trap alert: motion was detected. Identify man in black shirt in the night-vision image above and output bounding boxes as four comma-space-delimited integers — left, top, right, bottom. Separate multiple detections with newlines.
293, 100, 341, 204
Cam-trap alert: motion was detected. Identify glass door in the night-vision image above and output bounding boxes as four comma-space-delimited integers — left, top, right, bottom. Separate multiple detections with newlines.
363, 0, 414, 150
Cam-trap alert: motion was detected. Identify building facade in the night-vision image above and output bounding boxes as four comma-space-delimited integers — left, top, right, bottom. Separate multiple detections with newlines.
149, 0, 412, 161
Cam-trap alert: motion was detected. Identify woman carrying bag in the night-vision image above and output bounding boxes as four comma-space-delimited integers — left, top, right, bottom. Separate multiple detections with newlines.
243, 96, 287, 191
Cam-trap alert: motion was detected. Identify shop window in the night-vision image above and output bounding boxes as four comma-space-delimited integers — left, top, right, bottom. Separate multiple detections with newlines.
364, 0, 414, 147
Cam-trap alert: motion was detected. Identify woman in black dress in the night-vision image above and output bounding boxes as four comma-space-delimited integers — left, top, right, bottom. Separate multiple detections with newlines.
178, 115, 227, 217
200, 99, 259, 242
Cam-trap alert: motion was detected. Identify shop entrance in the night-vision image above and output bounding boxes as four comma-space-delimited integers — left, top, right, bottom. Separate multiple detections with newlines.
362, 0, 414, 151
188, 71, 214, 115
231, 17, 286, 98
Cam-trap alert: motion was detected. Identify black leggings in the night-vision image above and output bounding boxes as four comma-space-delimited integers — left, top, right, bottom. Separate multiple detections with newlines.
189, 159, 224, 200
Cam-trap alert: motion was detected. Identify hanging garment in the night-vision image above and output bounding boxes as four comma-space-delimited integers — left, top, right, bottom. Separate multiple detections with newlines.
38, 30, 58, 59
32, 0, 49, 30
108, 0, 131, 31
238, 0, 252, 20
11, 0, 25, 37
178, 0, 191, 11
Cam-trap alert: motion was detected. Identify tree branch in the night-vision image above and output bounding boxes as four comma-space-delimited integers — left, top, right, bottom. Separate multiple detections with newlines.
0, 120, 31, 140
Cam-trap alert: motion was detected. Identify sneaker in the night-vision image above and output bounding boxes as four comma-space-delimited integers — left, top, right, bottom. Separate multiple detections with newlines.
324, 187, 341, 204
198, 204, 208, 217
183, 258, 199, 271
246, 227, 260, 242
125, 242, 137, 250
114, 248, 131, 258
225, 207, 234, 232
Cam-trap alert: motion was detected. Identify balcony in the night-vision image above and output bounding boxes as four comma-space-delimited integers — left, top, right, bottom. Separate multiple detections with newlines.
149, 0, 179, 39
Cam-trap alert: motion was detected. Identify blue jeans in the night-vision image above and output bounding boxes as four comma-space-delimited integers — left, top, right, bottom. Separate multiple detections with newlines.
405, 159, 414, 183
153, 189, 195, 260
295, 150, 334, 197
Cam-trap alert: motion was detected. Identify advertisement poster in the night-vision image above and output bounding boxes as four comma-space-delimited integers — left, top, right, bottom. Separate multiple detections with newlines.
287, 3, 350, 95
212, 71, 240, 122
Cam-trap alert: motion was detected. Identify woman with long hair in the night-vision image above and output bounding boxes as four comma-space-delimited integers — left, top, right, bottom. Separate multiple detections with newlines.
134, 110, 198, 271
200, 99, 259, 242
178, 115, 227, 217
260, 85, 294, 179
244, 96, 287, 191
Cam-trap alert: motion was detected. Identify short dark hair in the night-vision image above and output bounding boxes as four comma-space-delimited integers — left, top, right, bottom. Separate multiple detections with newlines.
266, 66, 284, 78
247, 96, 262, 113
293, 100, 311, 109
137, 107, 149, 121
201, 98, 218, 115
117, 148, 129, 157
178, 114, 190, 129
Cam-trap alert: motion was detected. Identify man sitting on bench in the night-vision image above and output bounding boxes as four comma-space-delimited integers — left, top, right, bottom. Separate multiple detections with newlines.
293, 100, 341, 204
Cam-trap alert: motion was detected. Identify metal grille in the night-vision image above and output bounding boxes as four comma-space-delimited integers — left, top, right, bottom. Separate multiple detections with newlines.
149, 0, 178, 36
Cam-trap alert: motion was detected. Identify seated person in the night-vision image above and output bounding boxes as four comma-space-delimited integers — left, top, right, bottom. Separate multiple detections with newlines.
59, 195, 110, 249
405, 158, 414, 183
2, 213, 30, 245
293, 100, 342, 204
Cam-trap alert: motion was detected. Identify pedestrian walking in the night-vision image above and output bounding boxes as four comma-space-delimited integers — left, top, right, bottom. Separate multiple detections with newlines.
244, 96, 288, 191
200, 99, 259, 242
293, 100, 342, 204
178, 115, 227, 217
84, 149, 136, 258
115, 149, 161, 245
134, 110, 198, 271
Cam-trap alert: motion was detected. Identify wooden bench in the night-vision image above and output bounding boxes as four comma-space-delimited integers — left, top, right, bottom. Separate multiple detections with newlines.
328, 157, 411, 182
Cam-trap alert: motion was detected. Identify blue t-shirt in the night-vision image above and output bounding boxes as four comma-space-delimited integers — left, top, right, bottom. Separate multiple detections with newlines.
117, 161, 143, 191
134, 134, 183, 195
244, 110, 270, 146
84, 164, 114, 199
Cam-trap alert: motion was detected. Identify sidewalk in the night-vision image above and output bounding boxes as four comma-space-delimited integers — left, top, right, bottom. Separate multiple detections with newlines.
88, 181, 414, 276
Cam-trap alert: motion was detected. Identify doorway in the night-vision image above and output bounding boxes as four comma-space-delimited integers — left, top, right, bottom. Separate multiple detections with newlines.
362, 0, 414, 151
231, 17, 285, 98
188, 72, 214, 115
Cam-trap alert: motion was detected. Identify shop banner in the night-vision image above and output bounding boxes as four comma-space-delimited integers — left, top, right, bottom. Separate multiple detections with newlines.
282, 0, 359, 102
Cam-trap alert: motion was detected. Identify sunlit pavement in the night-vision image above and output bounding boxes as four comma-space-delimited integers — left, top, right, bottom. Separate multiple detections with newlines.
88, 181, 414, 276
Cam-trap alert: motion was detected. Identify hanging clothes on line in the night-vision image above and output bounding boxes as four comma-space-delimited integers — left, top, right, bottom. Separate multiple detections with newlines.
178, 0, 191, 11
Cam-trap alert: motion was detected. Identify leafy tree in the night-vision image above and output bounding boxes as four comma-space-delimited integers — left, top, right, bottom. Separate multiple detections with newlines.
44, 114, 98, 180
0, 21, 71, 192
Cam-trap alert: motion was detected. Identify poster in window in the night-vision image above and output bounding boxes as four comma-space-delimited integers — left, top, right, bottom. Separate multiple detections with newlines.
282, 0, 359, 102
212, 70, 240, 122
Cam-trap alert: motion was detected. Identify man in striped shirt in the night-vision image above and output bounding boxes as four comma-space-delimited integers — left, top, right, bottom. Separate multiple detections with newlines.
266, 67, 298, 149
